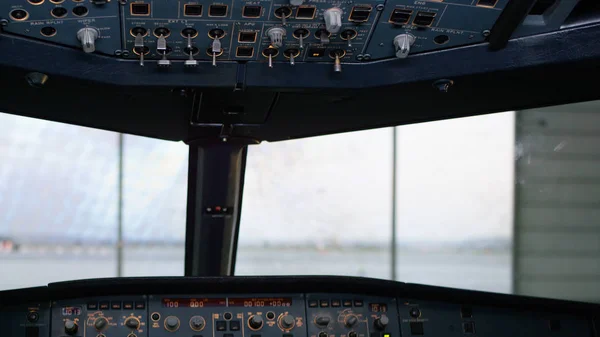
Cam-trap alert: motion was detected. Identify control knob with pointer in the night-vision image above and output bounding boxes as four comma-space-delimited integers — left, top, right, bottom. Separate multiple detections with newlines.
344, 315, 358, 328
375, 315, 389, 330
77, 27, 99, 53
324, 8, 343, 34
315, 316, 331, 327
393, 34, 415, 59
94, 317, 109, 331
249, 315, 264, 330
64, 320, 78, 335
125, 317, 141, 330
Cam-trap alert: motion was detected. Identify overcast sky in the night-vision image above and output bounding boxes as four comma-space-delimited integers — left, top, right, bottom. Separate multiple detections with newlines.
241, 111, 515, 244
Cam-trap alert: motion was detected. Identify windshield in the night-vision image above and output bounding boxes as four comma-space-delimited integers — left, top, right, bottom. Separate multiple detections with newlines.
0, 103, 597, 303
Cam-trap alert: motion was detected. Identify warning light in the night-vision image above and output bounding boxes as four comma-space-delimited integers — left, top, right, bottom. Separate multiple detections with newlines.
383, 334, 391, 337
215, 206, 222, 211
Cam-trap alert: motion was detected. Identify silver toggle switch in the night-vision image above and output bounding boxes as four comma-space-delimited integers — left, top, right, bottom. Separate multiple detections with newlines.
157, 35, 171, 67
212, 38, 222, 67
393, 33, 415, 59
334, 54, 342, 72
185, 35, 198, 67
134, 33, 145, 66
77, 27, 100, 53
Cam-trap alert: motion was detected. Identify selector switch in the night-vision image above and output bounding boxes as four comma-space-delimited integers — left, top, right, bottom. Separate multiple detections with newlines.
315, 316, 331, 327
324, 8, 343, 34
64, 320, 78, 335
344, 315, 358, 328
125, 317, 141, 330
375, 315, 389, 330
94, 317, 109, 332
267, 27, 286, 49
393, 34, 415, 59
77, 27, 99, 53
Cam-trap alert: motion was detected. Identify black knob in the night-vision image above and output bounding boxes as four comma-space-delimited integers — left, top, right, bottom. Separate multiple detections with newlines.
27, 312, 39, 323
409, 308, 420, 318
190, 316, 206, 331
319, 332, 328, 337
165, 316, 180, 332
280, 315, 295, 329
64, 320, 78, 335
94, 317, 109, 331
249, 315, 264, 330
126, 317, 140, 330
349, 332, 358, 337
345, 315, 358, 328
315, 316, 331, 327
375, 315, 389, 330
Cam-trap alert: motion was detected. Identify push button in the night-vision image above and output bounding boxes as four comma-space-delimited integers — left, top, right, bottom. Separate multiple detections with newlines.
87, 302, 98, 310
99, 302, 109, 310
308, 300, 318, 308
216, 321, 227, 331
343, 300, 353, 307
331, 300, 341, 307
111, 302, 121, 310
230, 321, 241, 331
319, 300, 329, 307
354, 300, 363, 307
135, 302, 145, 310
123, 302, 134, 310
410, 322, 424, 335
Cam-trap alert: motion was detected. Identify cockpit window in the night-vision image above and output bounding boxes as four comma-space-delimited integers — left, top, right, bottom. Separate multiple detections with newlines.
237, 112, 515, 294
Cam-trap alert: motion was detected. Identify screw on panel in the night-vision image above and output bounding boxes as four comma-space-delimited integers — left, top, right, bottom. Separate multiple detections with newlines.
356, 54, 364, 61
379, 43, 384, 46
0, 19, 8, 26
122, 50, 130, 57
115, 50, 122, 56
363, 54, 371, 60
25, 72, 49, 88
482, 30, 491, 37
376, 4, 384, 11
119, 0, 127, 4
433, 79, 454, 93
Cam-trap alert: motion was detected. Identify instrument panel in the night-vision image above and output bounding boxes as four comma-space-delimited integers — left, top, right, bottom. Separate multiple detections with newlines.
1, 277, 598, 337
0, 0, 582, 70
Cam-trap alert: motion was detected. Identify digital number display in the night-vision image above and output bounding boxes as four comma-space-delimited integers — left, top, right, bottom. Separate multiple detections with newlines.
61, 307, 82, 316
369, 304, 388, 313
162, 298, 227, 308
228, 298, 292, 307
